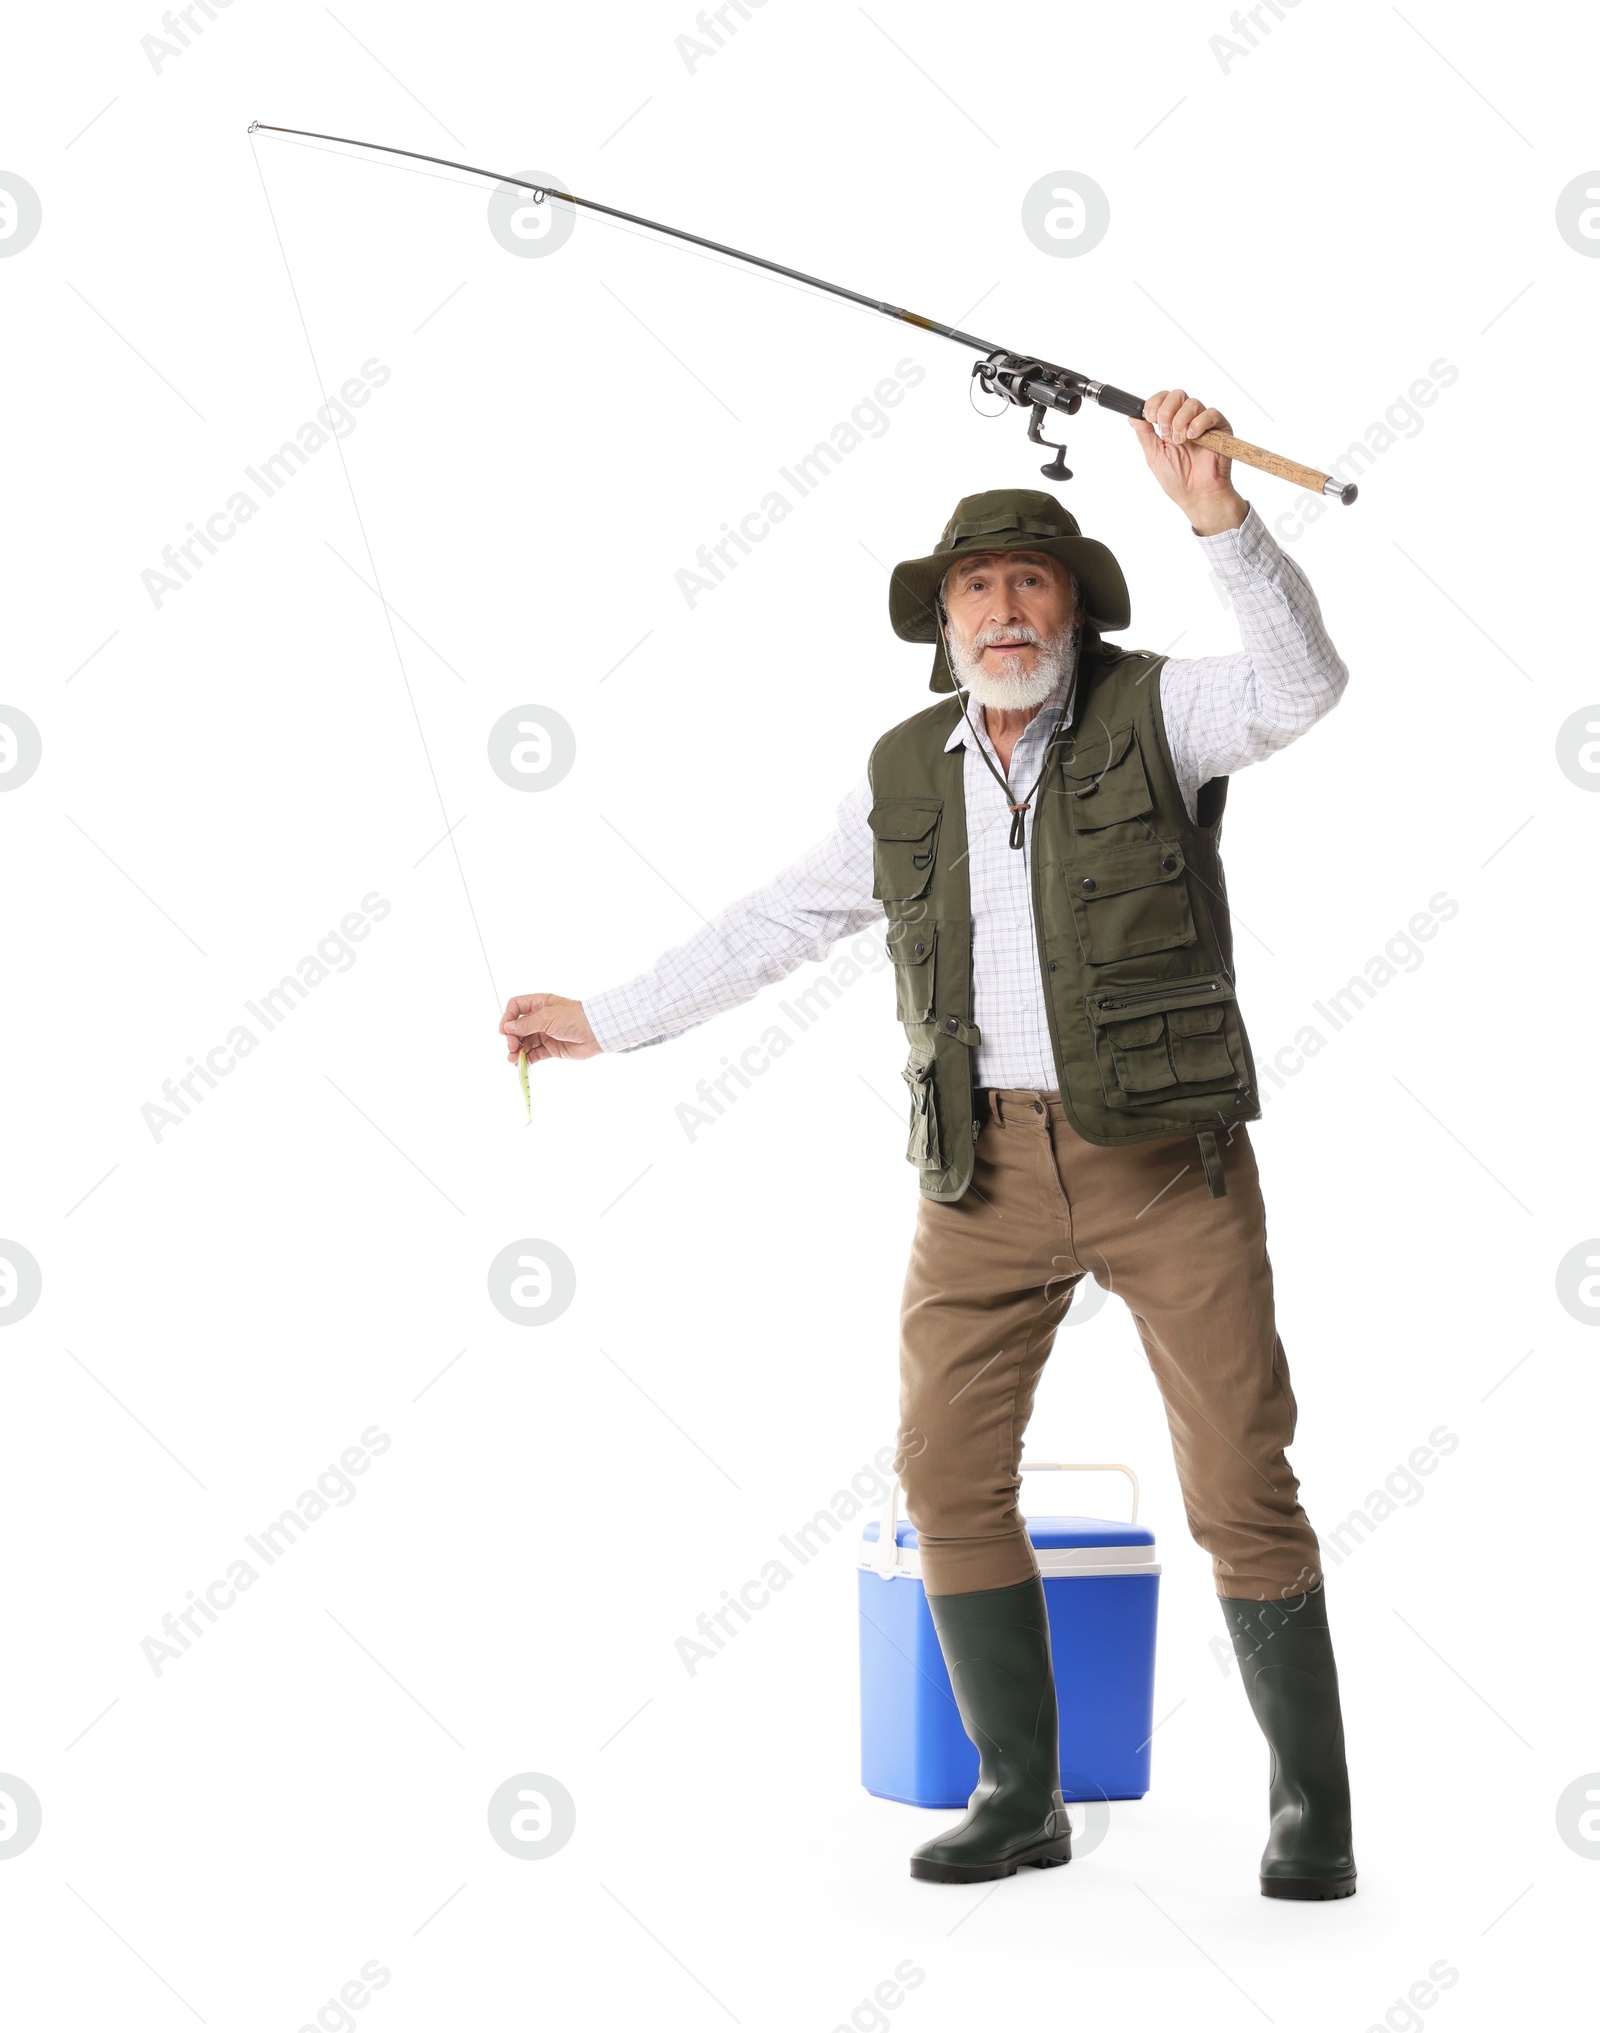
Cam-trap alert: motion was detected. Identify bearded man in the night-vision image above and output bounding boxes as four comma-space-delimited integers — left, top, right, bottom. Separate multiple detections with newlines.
501, 389, 1357, 1901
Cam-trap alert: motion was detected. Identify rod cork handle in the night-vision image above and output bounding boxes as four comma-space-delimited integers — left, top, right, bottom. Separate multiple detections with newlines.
1195, 428, 1356, 503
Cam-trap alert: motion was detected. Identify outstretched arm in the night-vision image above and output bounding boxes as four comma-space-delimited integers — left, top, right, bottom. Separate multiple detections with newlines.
501, 775, 882, 1064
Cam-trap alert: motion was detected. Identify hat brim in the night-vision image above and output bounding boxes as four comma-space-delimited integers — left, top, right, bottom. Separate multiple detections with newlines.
889, 534, 1130, 643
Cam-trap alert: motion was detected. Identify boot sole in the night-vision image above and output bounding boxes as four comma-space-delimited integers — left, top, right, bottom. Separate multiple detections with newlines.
1261, 1874, 1357, 1901
911, 1840, 1072, 1884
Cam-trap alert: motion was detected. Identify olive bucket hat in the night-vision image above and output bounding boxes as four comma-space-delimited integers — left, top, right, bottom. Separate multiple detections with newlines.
888, 487, 1131, 692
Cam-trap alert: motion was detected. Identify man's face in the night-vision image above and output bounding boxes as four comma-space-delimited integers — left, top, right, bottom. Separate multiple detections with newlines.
941, 550, 1078, 709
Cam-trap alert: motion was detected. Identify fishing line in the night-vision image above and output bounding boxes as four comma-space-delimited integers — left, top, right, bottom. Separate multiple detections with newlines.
247, 133, 503, 1013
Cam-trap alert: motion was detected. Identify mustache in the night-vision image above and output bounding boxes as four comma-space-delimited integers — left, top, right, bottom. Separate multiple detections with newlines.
971, 625, 1045, 650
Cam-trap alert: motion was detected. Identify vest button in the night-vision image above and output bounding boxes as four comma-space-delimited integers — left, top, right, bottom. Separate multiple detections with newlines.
1048, 960, 1058, 972
945, 1018, 958, 1033
913, 941, 925, 956
1080, 877, 1097, 893
1161, 855, 1177, 872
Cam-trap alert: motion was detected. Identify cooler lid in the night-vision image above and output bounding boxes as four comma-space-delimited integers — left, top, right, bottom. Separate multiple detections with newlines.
862, 1513, 1154, 1550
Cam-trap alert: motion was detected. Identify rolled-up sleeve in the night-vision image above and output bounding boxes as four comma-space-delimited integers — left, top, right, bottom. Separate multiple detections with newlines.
584, 774, 883, 1052
1159, 502, 1349, 816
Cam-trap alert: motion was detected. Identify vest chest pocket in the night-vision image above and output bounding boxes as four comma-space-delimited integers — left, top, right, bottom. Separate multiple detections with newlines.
868, 799, 943, 902
1070, 839, 1197, 963
885, 922, 937, 1023
1087, 979, 1246, 1105
1060, 723, 1153, 832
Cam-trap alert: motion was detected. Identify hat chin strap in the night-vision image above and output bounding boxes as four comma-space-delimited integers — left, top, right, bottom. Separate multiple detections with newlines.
943, 618, 1082, 850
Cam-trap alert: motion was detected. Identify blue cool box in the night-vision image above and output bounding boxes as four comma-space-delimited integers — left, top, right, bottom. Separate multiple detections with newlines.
859, 1469, 1160, 1809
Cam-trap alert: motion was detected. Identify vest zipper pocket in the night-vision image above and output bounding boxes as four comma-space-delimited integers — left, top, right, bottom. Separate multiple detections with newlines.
1088, 977, 1227, 1022
1085, 978, 1245, 1104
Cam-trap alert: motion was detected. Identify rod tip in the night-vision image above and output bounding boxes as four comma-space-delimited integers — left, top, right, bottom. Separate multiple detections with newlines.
247, 121, 260, 132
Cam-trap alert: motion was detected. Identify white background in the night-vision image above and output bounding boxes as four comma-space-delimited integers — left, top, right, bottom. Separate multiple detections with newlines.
3, 1, 1597, 2027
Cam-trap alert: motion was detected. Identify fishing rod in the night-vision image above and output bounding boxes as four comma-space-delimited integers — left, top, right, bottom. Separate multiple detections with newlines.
247, 122, 1357, 505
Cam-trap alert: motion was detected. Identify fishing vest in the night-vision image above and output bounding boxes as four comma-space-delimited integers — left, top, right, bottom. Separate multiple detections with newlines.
866, 640, 1261, 1203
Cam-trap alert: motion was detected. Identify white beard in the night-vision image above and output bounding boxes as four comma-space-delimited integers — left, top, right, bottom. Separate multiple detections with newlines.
944, 616, 1081, 711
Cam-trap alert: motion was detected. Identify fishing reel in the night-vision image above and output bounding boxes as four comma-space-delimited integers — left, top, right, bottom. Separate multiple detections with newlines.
972, 351, 1085, 482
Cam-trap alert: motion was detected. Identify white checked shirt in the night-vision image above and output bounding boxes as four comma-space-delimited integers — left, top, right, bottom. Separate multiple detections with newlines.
585, 503, 1348, 1088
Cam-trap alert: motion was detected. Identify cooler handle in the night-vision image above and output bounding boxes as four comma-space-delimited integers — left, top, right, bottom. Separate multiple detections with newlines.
870, 1460, 1139, 1578
1020, 1460, 1140, 1524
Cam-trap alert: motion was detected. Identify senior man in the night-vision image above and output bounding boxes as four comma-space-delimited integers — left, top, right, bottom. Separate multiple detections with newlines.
501, 389, 1356, 1900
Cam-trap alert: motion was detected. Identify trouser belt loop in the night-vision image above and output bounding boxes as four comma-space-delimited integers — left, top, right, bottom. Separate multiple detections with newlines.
1197, 1129, 1227, 1198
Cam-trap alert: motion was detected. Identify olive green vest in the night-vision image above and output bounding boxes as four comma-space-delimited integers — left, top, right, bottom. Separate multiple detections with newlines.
866, 640, 1261, 1203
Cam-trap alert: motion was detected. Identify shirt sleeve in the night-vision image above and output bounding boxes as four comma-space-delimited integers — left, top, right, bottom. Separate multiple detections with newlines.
1158, 500, 1349, 819
583, 773, 884, 1052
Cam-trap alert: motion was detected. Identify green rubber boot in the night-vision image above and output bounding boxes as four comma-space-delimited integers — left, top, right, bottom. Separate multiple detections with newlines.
909, 1576, 1073, 1884
1221, 1582, 1357, 1901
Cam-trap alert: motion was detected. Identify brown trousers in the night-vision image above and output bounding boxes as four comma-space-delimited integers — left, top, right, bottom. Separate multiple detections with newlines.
895, 1088, 1322, 1602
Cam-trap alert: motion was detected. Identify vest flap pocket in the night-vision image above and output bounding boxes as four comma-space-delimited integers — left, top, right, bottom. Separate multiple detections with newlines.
1167, 1004, 1223, 1035
901, 1058, 944, 1171
868, 799, 942, 842
885, 922, 937, 1022
1071, 841, 1195, 963
1059, 723, 1135, 779
1086, 979, 1245, 1104
1074, 840, 1186, 899
868, 799, 943, 901
1060, 723, 1152, 830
